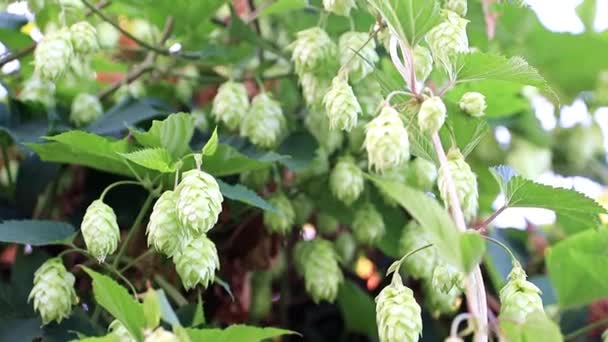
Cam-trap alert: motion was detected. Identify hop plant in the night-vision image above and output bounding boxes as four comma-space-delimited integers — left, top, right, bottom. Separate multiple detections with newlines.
329, 156, 364, 204
70, 93, 103, 127
263, 192, 295, 235
375, 273, 423, 342
212, 81, 249, 130
305, 110, 344, 154
109, 320, 136, 342
173, 235, 219, 290
34, 29, 74, 80
81, 199, 120, 262
303, 238, 344, 303
423, 280, 462, 317
506, 138, 552, 179
97, 21, 120, 48
399, 222, 436, 279
334, 232, 356, 264
417, 96, 446, 135
352, 203, 385, 244
316, 212, 340, 235
459, 92, 487, 117
299, 73, 331, 109
323, 0, 356, 16
437, 148, 478, 221
147, 190, 185, 257
295, 148, 330, 181
339, 32, 379, 82
499, 265, 544, 323
28, 258, 77, 325
288, 27, 337, 75
19, 76, 55, 107
144, 328, 180, 342
432, 262, 465, 293
355, 78, 383, 116
69, 21, 99, 55
413, 45, 433, 82
239, 168, 271, 192
192, 108, 209, 133
407, 158, 438, 191
426, 10, 469, 68
175, 169, 223, 234
250, 272, 273, 320
364, 105, 410, 173
444, 0, 467, 17
58, 0, 84, 11
323, 75, 362, 131
293, 193, 314, 224
241, 93, 286, 148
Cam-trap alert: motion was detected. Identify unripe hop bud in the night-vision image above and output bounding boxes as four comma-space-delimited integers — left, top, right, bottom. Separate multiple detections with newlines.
407, 158, 438, 191
424, 280, 462, 317
19, 76, 55, 107
499, 265, 544, 323
506, 138, 551, 179
376, 273, 422, 342
339, 32, 379, 82
437, 148, 478, 221
175, 169, 223, 234
299, 73, 331, 109
144, 328, 179, 342
293, 240, 314, 276
81, 199, 120, 262
97, 22, 120, 48
323, 75, 362, 131
352, 203, 385, 244
418, 96, 446, 135
173, 235, 219, 290
364, 105, 410, 173
288, 27, 337, 75
263, 192, 295, 235
413, 45, 433, 82
399, 221, 436, 279
305, 110, 344, 154
191, 108, 209, 133
329, 156, 364, 205
34, 29, 74, 80
304, 238, 344, 303
147, 190, 185, 257
459, 92, 486, 117
28, 258, 77, 324
241, 93, 286, 148
323, 0, 356, 16
212, 81, 249, 130
70, 93, 103, 127
445, 0, 468, 17
69, 21, 99, 55
109, 320, 136, 342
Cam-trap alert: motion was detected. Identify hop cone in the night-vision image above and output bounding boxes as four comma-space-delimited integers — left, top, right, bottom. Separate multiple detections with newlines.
424, 280, 462, 317
499, 266, 544, 323
81, 199, 120, 262
418, 96, 446, 135
334, 232, 356, 264
329, 156, 364, 204
144, 328, 179, 342
28, 258, 77, 324
506, 138, 552, 179
413, 45, 433, 82
175, 65, 198, 102
352, 203, 385, 244
323, 75, 361, 131
426, 10, 469, 68
407, 158, 438, 191
437, 148, 478, 221
375, 273, 423, 342
364, 105, 410, 173
109, 320, 136, 342
317, 212, 340, 235
175, 169, 223, 234
299, 73, 331, 109
444, 0, 467, 17
323, 0, 356, 16
432, 262, 465, 293
293, 193, 314, 224
19, 76, 55, 107
241, 93, 286, 148
459, 92, 486, 117
70, 21, 99, 55
147, 190, 185, 257
35, 29, 73, 80
239, 168, 271, 192
263, 192, 295, 235
295, 148, 330, 181
173, 235, 219, 290
97, 22, 120, 48
339, 32, 379, 82
293, 240, 314, 275
70, 93, 103, 127
355, 78, 383, 116
305, 110, 344, 154
304, 238, 344, 303
288, 27, 336, 75
212, 81, 249, 130
399, 222, 436, 279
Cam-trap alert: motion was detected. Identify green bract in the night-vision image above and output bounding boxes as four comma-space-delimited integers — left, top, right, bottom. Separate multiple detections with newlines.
70, 21, 99, 55
147, 190, 185, 257
329, 156, 364, 205
34, 29, 74, 81
339, 32, 379, 82
144, 327, 180, 342
437, 148, 478, 221
303, 238, 344, 303
70, 93, 103, 127
499, 266, 544, 323
324, 75, 362, 131
263, 192, 295, 235
288, 27, 336, 75
399, 221, 436, 279
417, 96, 446, 135
109, 320, 136, 342
352, 203, 385, 244
459, 92, 487, 117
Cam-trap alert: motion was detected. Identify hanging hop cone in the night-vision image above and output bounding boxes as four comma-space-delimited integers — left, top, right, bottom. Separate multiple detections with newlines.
19, 76, 55, 107
323, 75, 361, 131
364, 105, 410, 173
144, 327, 180, 342
299, 73, 331, 109
70, 93, 103, 127
147, 190, 186, 257
173, 235, 219, 290
317, 212, 340, 235
239, 167, 271, 192
352, 203, 385, 244
329, 156, 364, 204
444, 0, 467, 17
423, 280, 462, 317
334, 232, 356, 264
323, 0, 356, 16
97, 21, 120, 48
288, 27, 337, 75
304, 238, 344, 303
34, 29, 74, 81
81, 199, 120, 262
293, 240, 314, 276
399, 221, 436, 279
459, 92, 486, 117
339, 32, 379, 82
418, 96, 446, 135
293, 193, 314, 224
355, 78, 383, 116
28, 258, 77, 324
437, 148, 478, 221
407, 158, 438, 191
263, 192, 295, 235
413, 45, 434, 82
426, 10, 469, 69
432, 262, 465, 293
499, 265, 544, 323
305, 110, 344, 154
212, 81, 249, 130
375, 273, 423, 342
109, 320, 136, 342
69, 21, 99, 55
175, 169, 223, 234
240, 93, 286, 148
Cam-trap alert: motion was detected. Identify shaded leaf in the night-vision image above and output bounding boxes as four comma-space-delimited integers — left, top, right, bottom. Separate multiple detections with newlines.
119, 148, 175, 173
87, 98, 169, 135
217, 180, 278, 214
202, 127, 219, 157
0, 220, 74, 246
204, 143, 287, 177
260, 0, 309, 16
336, 281, 378, 340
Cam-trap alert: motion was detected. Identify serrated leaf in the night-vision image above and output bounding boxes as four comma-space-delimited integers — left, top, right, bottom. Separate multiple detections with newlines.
130, 113, 195, 159
185, 325, 296, 341
204, 143, 288, 177
217, 180, 278, 214
367, 0, 441, 46
336, 281, 378, 340
87, 98, 169, 135
202, 127, 219, 157
119, 148, 175, 173
500, 310, 563, 342
0, 220, 74, 246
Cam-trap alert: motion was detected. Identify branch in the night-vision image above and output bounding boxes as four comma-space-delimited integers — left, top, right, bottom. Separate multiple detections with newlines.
475, 206, 507, 232
482, 0, 498, 39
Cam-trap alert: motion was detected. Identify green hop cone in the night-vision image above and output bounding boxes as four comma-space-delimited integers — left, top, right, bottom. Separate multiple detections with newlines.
147, 190, 186, 257
69, 21, 99, 55
334, 232, 356, 264
70, 93, 103, 126
399, 222, 436, 279
413, 45, 433, 82
97, 21, 120, 48
34, 29, 74, 81
239, 167, 271, 192
109, 320, 136, 342
144, 328, 179, 342
175, 169, 223, 234
316, 212, 340, 235
241, 93, 286, 148
212, 81, 249, 130
19, 76, 55, 107
560, 123, 605, 170
293, 193, 315, 224
432, 262, 465, 293
299, 73, 331, 109
305, 110, 344, 154
329, 156, 364, 204
263, 192, 295, 235
288, 27, 336, 75
355, 78, 383, 117
323, 0, 356, 16
437, 148, 478, 221
444, 0, 467, 17
506, 138, 552, 179
191, 108, 209, 133
426, 10, 469, 70
423, 280, 462, 317
81, 199, 120, 262
323, 75, 361, 131
28, 258, 77, 325
364, 105, 410, 173
304, 238, 344, 303
352, 203, 385, 244
375, 273, 423, 342
407, 158, 438, 191
173, 235, 219, 290
459, 92, 487, 117
175, 65, 199, 102
499, 265, 544, 323
339, 32, 379, 82
418, 96, 446, 135
293, 240, 314, 276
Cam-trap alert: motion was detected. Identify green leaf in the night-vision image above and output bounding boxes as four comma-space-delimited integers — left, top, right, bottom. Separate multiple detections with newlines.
119, 148, 175, 173
368, 175, 485, 272
500, 310, 563, 342
81, 267, 145, 341
142, 289, 161, 330
202, 127, 219, 157
336, 281, 378, 340
217, 180, 278, 214
490, 165, 606, 231
87, 98, 168, 135
367, 0, 441, 46
440, 100, 489, 157
204, 143, 287, 177
259, 0, 308, 16
156, 290, 181, 327
546, 228, 608, 308
444, 81, 530, 119
77, 335, 118, 342
130, 112, 195, 159
576, 0, 596, 32
186, 325, 296, 342
0, 220, 74, 246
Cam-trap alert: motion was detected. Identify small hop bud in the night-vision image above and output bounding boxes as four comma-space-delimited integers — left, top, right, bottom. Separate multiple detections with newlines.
334, 232, 356, 264
364, 105, 410, 173
323, 0, 357, 16
355, 78, 383, 116
288, 27, 337, 75
147, 191, 186, 257
426, 10, 469, 67
239, 168, 271, 192
499, 265, 544, 323
69, 21, 99, 55
212, 81, 249, 130
399, 222, 436, 279
413, 45, 434, 82
70, 93, 103, 127
418, 96, 446, 135
323, 75, 362, 131
241, 93, 286, 148
97, 22, 120, 48
339, 32, 379, 82
144, 327, 180, 342
316, 212, 340, 235
299, 73, 331, 109
34, 29, 74, 80
173, 235, 219, 290
175, 169, 223, 234
329, 156, 364, 205
352, 203, 385, 244
375, 273, 423, 342
432, 262, 465, 293
444, 0, 468, 17
81, 199, 120, 262
437, 148, 478, 221
304, 239, 344, 303
424, 280, 463, 317
263, 192, 296, 235
109, 320, 136, 342
293, 193, 315, 224
305, 110, 344, 154
28, 258, 77, 325
407, 158, 438, 191
459, 92, 487, 117
19, 76, 55, 107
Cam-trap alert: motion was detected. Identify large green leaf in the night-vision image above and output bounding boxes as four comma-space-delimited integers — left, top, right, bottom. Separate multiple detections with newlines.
336, 281, 378, 339
87, 98, 168, 135
185, 325, 296, 341
367, 0, 441, 46
217, 180, 278, 214
119, 148, 176, 173
204, 143, 287, 177
0, 220, 74, 246
500, 310, 563, 342
130, 113, 194, 159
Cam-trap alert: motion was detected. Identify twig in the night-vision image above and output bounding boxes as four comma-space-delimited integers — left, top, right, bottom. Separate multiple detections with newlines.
84, 0, 111, 16
475, 206, 507, 232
